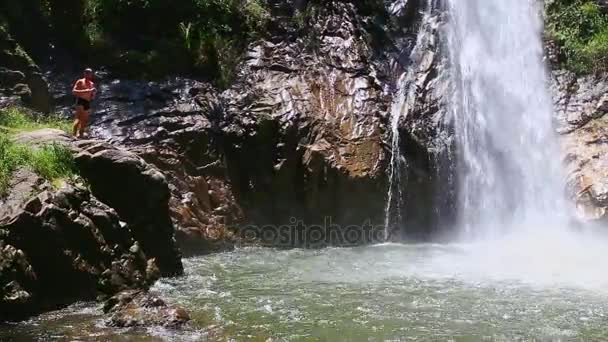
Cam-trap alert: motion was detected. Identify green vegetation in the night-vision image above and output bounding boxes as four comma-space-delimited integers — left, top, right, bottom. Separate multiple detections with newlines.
0, 137, 78, 195
79, 0, 269, 84
2, 0, 270, 84
0, 107, 71, 133
546, 0, 608, 74
0, 107, 77, 194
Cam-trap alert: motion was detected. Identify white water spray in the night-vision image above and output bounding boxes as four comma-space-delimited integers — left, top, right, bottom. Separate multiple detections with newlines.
446, 0, 568, 237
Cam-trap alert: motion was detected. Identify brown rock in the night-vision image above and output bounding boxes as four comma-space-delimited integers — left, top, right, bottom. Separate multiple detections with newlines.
103, 290, 190, 328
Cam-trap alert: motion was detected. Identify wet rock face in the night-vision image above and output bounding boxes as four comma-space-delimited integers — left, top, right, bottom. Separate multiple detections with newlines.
227, 0, 453, 239
551, 72, 608, 221
393, 2, 455, 239
52, 78, 246, 252
44, 0, 450, 248
221, 0, 392, 231
103, 290, 190, 329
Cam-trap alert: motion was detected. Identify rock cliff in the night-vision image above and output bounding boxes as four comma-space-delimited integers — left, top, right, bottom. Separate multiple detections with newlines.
40, 0, 452, 247
0, 130, 182, 320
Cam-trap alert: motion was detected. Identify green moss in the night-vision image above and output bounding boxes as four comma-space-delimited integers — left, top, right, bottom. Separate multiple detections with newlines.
0, 107, 71, 133
546, 0, 608, 74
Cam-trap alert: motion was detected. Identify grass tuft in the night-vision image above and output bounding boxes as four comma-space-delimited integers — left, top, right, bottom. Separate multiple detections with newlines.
0, 107, 71, 133
0, 136, 78, 195
0, 107, 77, 195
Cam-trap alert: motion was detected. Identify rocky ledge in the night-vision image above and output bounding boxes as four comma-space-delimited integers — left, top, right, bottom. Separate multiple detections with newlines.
0, 129, 183, 321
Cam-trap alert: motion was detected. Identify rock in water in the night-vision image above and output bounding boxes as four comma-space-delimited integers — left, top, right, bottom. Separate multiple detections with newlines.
103, 290, 190, 328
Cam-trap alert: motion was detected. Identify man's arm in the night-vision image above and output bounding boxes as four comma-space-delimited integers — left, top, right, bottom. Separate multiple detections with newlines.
73, 88, 95, 94
72, 80, 96, 95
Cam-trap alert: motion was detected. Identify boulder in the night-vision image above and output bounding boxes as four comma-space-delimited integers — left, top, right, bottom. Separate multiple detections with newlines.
74, 140, 183, 275
0, 130, 184, 320
0, 170, 154, 320
12, 128, 72, 146
12, 129, 184, 276
103, 290, 190, 329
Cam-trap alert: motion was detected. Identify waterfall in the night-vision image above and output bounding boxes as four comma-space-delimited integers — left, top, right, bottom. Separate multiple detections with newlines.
445, 0, 568, 237
384, 0, 436, 239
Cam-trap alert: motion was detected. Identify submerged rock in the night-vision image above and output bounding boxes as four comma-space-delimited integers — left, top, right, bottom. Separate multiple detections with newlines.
103, 290, 190, 328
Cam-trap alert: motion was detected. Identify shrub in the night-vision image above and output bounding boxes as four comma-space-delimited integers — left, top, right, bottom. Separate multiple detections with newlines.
546, 0, 608, 73
5, 0, 271, 83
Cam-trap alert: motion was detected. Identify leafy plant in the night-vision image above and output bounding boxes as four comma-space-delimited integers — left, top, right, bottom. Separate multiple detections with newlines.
546, 0, 608, 73
179, 22, 195, 50
29, 143, 78, 181
0, 107, 77, 194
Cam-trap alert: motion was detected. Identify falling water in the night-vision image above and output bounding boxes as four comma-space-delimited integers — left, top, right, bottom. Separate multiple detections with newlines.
384, 0, 436, 239
446, 0, 568, 237
384, 71, 410, 238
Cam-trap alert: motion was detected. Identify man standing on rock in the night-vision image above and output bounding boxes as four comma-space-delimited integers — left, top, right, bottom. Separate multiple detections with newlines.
72, 68, 97, 138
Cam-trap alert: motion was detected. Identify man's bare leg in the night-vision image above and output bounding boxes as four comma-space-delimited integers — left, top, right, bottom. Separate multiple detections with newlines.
73, 106, 83, 137
78, 110, 90, 138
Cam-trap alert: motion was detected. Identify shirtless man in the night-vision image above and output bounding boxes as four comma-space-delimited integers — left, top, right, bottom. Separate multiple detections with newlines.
72, 68, 97, 138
